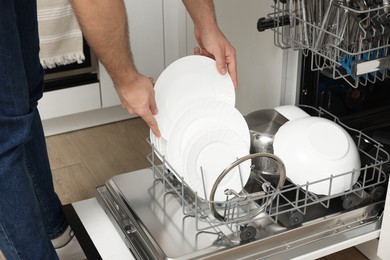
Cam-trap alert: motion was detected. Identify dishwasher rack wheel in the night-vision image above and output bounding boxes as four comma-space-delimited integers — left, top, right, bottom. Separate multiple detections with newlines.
370, 203, 385, 217
239, 225, 257, 243
286, 210, 305, 227
368, 185, 386, 201
278, 210, 305, 228
342, 194, 360, 210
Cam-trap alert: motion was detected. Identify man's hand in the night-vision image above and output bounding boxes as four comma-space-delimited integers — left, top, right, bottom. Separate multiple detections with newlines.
193, 26, 237, 89
71, 0, 161, 137
115, 74, 161, 137
182, 0, 238, 89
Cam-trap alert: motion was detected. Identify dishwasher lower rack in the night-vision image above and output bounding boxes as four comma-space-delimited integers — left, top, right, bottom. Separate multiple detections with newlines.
267, 0, 390, 88
96, 108, 389, 259
147, 106, 389, 240
96, 107, 389, 259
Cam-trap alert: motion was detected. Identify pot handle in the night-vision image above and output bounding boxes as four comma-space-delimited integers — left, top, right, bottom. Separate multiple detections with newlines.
209, 153, 286, 221
274, 105, 311, 121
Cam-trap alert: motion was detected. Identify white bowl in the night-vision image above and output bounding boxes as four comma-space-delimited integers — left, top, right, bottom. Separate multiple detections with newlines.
273, 116, 361, 195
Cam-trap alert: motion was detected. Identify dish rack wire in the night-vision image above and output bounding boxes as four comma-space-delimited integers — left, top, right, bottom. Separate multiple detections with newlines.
268, 0, 390, 88
146, 106, 389, 236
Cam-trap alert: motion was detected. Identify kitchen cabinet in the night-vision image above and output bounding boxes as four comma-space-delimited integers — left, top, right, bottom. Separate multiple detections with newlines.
377, 184, 390, 258
38, 83, 101, 120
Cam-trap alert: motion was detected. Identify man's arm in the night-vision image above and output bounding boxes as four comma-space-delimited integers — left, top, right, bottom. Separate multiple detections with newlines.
70, 0, 160, 137
182, 0, 237, 89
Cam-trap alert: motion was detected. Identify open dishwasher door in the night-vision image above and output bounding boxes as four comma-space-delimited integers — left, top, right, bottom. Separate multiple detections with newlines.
97, 106, 389, 259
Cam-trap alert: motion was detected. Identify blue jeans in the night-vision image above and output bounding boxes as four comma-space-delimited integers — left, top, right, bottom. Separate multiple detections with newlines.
0, 0, 67, 259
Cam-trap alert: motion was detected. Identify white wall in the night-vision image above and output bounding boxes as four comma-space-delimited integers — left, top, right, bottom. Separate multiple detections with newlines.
185, 0, 299, 116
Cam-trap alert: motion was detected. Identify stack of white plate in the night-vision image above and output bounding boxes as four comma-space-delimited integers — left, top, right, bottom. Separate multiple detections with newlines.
150, 55, 251, 201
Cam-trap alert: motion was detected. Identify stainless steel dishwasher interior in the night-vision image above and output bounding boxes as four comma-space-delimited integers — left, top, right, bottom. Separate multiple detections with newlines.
97, 106, 389, 260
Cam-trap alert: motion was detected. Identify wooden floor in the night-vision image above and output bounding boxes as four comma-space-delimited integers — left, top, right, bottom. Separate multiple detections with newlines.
0, 118, 369, 259
46, 117, 151, 204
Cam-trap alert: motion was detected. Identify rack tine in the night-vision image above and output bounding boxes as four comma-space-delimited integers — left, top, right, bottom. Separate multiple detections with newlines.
200, 166, 208, 200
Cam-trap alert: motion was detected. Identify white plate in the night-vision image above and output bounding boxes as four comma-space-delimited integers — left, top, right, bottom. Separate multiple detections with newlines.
150, 130, 167, 161
182, 129, 251, 201
166, 100, 250, 176
154, 55, 235, 140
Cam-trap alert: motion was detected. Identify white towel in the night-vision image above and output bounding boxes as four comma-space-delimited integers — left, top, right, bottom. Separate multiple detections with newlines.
37, 0, 85, 69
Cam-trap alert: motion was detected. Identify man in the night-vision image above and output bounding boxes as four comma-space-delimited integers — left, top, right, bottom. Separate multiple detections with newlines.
0, 0, 236, 259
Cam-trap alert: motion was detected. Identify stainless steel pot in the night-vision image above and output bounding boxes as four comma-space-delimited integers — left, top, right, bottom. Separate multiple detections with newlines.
245, 109, 288, 185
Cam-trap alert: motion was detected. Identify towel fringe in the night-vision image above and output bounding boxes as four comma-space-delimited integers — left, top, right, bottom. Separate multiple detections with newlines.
40, 52, 86, 69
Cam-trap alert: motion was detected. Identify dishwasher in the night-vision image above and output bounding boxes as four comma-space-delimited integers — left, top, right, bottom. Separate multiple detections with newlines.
97, 1, 390, 259
96, 104, 389, 260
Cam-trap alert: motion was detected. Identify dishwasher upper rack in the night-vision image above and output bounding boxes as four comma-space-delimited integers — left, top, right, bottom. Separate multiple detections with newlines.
146, 106, 389, 236
267, 0, 390, 88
